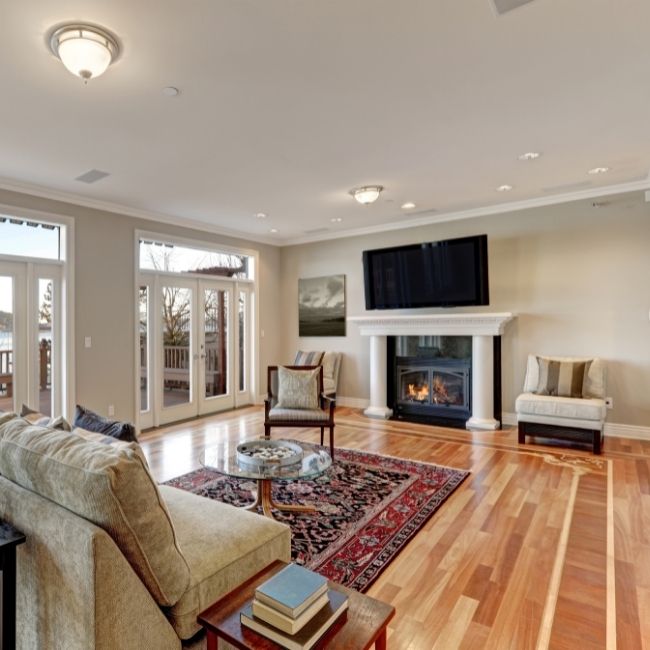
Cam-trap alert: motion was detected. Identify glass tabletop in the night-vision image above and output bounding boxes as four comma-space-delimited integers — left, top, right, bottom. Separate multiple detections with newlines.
200, 439, 332, 481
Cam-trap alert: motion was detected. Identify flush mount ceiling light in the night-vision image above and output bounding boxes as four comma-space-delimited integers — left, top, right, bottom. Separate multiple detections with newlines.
255, 212, 267, 219
587, 166, 610, 175
49, 23, 119, 82
401, 202, 416, 210
350, 185, 384, 205
496, 184, 513, 192
518, 151, 541, 161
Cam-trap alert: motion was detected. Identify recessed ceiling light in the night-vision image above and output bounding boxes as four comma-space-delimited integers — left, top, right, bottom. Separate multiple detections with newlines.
162, 86, 179, 97
401, 202, 416, 210
496, 184, 513, 192
587, 166, 610, 175
349, 185, 384, 205
270, 228, 278, 233
518, 152, 541, 161
255, 212, 267, 219
331, 217, 342, 223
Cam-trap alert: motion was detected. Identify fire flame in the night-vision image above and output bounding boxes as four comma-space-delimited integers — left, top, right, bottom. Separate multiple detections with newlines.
407, 382, 429, 402
432, 375, 449, 404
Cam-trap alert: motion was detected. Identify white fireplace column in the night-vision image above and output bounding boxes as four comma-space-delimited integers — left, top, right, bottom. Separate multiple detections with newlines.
466, 335, 499, 430
363, 335, 393, 419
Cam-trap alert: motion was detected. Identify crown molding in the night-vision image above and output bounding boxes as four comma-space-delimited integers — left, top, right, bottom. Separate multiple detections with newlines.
0, 176, 278, 247
0, 174, 648, 249
282, 176, 650, 246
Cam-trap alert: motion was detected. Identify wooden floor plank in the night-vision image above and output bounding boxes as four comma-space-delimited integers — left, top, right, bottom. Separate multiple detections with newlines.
139, 406, 649, 649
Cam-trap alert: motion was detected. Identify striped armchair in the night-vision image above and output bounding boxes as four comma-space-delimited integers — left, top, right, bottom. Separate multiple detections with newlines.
264, 365, 336, 459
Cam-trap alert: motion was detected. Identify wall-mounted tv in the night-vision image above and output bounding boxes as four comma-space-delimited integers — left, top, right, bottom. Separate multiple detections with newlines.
362, 234, 489, 309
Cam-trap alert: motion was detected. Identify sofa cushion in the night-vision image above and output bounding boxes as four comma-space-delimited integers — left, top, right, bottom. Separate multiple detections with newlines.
74, 404, 137, 442
535, 358, 592, 398
516, 392, 606, 422
294, 350, 324, 366
0, 416, 190, 607
268, 407, 329, 421
523, 355, 605, 398
159, 485, 291, 640
276, 366, 319, 410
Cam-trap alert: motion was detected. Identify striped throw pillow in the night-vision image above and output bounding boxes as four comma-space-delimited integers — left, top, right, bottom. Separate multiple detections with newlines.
294, 350, 324, 366
535, 358, 592, 398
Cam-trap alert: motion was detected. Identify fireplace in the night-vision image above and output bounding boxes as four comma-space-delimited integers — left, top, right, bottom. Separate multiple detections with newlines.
388, 336, 473, 427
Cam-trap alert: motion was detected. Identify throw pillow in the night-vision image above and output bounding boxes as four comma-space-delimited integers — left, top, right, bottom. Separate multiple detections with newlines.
74, 404, 137, 442
20, 403, 50, 426
294, 350, 324, 366
535, 358, 592, 398
276, 366, 320, 410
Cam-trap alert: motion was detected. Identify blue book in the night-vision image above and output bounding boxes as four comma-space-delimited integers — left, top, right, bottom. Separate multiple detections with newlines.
255, 564, 329, 618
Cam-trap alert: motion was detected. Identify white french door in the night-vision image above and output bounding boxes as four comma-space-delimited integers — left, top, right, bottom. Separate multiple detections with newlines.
138, 275, 254, 428
0, 260, 63, 416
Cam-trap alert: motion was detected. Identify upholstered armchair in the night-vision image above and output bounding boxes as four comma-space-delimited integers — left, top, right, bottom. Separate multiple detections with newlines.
264, 365, 336, 459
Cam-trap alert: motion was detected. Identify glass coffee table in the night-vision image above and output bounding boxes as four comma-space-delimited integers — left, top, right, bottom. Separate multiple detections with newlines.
200, 440, 332, 519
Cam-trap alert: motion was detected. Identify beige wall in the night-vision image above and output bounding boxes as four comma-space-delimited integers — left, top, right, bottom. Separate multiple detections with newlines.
0, 188, 283, 423
280, 193, 650, 428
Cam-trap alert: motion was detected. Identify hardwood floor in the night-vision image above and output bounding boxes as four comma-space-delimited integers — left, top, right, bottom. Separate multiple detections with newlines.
140, 407, 650, 650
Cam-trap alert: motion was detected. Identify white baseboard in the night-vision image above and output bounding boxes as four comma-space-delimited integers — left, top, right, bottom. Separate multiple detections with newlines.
502, 411, 650, 441
336, 396, 370, 409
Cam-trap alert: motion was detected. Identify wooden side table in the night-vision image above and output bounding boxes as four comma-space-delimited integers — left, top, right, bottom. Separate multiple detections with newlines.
198, 561, 395, 650
0, 521, 26, 650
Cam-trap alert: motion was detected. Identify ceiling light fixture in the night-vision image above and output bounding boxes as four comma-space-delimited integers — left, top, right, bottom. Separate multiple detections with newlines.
162, 86, 179, 97
401, 202, 416, 210
518, 152, 541, 161
49, 23, 119, 82
496, 184, 513, 192
270, 228, 278, 233
587, 166, 610, 175
255, 212, 267, 219
350, 185, 383, 205
331, 217, 342, 223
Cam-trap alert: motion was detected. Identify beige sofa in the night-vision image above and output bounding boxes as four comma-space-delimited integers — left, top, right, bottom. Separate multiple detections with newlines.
0, 413, 291, 649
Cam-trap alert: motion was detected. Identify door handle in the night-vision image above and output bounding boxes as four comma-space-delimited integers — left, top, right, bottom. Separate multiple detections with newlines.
200, 354, 206, 359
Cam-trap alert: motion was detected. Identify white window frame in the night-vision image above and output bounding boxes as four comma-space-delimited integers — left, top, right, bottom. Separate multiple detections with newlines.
134, 230, 259, 430
0, 205, 75, 418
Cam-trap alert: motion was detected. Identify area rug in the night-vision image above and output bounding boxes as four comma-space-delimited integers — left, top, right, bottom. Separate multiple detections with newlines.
164, 444, 468, 591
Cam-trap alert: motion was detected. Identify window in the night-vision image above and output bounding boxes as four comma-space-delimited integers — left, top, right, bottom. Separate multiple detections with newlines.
139, 239, 254, 280
0, 217, 62, 260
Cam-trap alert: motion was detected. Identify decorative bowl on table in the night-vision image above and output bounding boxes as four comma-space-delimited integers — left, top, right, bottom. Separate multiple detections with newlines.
236, 440, 303, 468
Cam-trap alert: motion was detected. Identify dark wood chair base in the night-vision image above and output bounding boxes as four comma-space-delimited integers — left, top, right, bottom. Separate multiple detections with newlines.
518, 420, 603, 454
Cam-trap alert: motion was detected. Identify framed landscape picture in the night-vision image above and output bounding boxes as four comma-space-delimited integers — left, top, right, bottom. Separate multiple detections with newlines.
298, 275, 346, 337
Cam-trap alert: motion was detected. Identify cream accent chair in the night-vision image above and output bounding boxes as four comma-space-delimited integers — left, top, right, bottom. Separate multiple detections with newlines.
515, 355, 607, 454
293, 351, 342, 396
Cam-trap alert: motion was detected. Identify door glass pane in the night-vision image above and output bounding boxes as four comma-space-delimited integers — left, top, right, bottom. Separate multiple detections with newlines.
204, 289, 228, 398
38, 279, 53, 416
162, 286, 191, 408
238, 292, 246, 392
139, 286, 149, 412
0, 276, 13, 412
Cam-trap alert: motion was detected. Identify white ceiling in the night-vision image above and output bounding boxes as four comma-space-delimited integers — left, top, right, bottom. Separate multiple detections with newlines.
1, 0, 649, 245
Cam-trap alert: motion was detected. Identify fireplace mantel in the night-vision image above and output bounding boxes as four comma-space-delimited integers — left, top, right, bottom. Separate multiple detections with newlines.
349, 312, 516, 430
347, 313, 515, 337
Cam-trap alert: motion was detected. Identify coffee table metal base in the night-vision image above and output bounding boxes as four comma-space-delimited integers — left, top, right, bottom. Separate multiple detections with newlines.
246, 478, 315, 519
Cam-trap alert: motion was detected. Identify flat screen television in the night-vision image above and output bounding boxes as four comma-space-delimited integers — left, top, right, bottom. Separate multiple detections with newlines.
362, 234, 489, 309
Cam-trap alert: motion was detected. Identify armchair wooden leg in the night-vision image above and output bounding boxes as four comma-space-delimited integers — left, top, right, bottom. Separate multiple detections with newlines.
264, 425, 271, 440
320, 427, 324, 446
593, 429, 602, 455
518, 421, 526, 445
329, 426, 334, 460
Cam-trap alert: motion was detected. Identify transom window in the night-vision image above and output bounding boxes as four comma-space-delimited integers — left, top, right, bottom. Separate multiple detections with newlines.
139, 239, 254, 280
0, 217, 63, 260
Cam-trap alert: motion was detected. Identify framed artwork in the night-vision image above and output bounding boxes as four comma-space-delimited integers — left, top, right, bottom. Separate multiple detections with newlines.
298, 275, 346, 337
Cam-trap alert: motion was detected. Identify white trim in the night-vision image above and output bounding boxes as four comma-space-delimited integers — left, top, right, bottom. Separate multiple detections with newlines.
503, 411, 650, 441
0, 177, 278, 246
336, 396, 370, 409
283, 178, 650, 245
348, 313, 515, 337
1, 175, 649, 248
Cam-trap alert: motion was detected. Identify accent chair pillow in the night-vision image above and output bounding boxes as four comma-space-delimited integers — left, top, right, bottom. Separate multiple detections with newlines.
276, 366, 320, 410
74, 404, 137, 442
20, 404, 72, 431
294, 350, 324, 366
535, 357, 592, 398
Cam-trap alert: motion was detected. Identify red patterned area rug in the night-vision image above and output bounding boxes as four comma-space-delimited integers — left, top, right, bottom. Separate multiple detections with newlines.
164, 444, 468, 592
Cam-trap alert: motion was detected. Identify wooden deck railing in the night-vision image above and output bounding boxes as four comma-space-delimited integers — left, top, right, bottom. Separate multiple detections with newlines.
0, 341, 51, 398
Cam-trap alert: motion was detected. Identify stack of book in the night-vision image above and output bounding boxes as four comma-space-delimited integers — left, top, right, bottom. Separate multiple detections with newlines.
241, 564, 348, 649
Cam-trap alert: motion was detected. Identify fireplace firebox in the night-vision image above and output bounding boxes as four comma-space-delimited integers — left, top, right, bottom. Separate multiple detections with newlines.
388, 336, 473, 427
